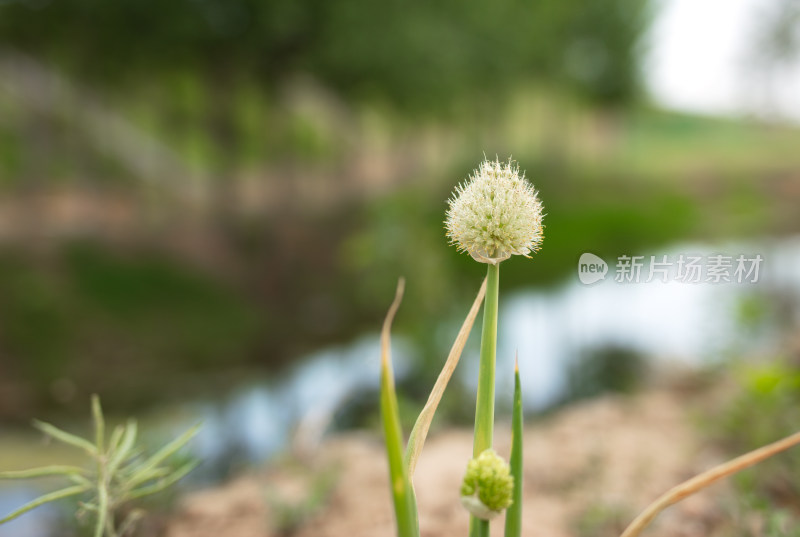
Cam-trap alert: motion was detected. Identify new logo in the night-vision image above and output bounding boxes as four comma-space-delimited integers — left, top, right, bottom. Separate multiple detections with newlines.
578, 253, 608, 284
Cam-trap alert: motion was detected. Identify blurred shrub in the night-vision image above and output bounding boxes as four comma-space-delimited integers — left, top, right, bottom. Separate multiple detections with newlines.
0, 0, 652, 111
712, 360, 800, 520
574, 502, 632, 537
0, 241, 263, 413
561, 345, 646, 405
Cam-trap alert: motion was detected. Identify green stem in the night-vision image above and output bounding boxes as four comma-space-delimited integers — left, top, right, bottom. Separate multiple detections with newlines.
470, 262, 500, 537
470, 518, 489, 537
473, 263, 499, 456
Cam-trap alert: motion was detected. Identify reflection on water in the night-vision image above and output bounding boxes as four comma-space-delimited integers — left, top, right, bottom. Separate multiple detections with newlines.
2, 237, 799, 536
183, 336, 413, 480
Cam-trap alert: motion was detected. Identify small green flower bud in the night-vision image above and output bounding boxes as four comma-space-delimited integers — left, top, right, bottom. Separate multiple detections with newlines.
445, 158, 544, 264
460, 448, 514, 520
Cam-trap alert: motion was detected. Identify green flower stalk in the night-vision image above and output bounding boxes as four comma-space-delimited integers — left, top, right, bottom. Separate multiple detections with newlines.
460, 449, 514, 521
445, 157, 543, 537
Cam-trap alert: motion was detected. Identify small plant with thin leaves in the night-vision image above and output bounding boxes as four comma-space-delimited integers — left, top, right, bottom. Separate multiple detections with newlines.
377, 156, 800, 537
0, 395, 200, 537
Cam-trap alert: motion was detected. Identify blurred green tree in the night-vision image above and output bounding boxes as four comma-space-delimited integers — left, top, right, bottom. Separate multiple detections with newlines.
0, 0, 653, 110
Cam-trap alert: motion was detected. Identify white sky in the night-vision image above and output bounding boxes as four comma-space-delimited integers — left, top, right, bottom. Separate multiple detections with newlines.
645, 0, 800, 121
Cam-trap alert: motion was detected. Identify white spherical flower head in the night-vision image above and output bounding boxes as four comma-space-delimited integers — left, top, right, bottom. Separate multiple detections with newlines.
445, 158, 544, 264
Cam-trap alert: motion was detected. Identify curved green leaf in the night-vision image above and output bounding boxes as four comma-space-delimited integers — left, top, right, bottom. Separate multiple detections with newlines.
380, 279, 419, 537
0, 485, 88, 524
0, 465, 87, 480
127, 459, 199, 500
33, 420, 97, 455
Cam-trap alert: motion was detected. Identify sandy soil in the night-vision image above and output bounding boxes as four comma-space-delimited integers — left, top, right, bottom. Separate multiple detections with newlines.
166, 389, 738, 537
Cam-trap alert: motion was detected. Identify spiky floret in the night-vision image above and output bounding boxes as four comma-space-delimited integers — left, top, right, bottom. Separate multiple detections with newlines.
460, 448, 514, 520
445, 158, 544, 264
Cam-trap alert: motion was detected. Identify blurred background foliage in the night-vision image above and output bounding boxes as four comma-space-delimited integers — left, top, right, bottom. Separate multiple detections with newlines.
0, 0, 648, 109
0, 0, 668, 416
1, 1, 800, 528
0, 0, 798, 409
